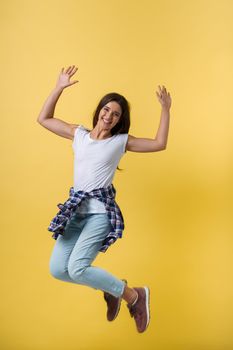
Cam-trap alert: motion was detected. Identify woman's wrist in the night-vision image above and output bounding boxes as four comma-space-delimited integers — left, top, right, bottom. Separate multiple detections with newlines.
161, 105, 170, 112
54, 85, 64, 93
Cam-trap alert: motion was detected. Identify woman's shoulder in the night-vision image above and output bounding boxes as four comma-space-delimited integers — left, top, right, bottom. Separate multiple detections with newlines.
116, 131, 128, 138
72, 125, 91, 142
77, 124, 91, 132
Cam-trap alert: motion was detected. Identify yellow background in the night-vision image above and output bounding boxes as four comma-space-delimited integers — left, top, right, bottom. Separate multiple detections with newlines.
1, 0, 232, 349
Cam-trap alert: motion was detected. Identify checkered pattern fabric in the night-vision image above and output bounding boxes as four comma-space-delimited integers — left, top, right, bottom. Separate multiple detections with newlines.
47, 184, 125, 253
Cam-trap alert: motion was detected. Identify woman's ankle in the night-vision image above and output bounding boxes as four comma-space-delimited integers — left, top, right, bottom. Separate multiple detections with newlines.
122, 285, 138, 305
130, 290, 138, 306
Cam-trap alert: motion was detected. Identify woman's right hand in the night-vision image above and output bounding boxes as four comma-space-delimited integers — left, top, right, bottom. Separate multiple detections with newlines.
55, 65, 79, 90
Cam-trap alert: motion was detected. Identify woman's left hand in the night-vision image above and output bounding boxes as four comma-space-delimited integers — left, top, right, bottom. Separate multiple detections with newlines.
156, 85, 172, 110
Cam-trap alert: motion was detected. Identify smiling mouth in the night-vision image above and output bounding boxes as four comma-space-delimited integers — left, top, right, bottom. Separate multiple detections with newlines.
102, 118, 112, 124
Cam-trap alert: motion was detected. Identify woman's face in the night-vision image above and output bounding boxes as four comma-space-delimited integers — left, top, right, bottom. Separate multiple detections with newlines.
98, 101, 122, 130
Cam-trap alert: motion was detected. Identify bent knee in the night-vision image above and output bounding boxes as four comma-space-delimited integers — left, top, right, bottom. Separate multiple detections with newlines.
49, 262, 69, 281
68, 261, 89, 281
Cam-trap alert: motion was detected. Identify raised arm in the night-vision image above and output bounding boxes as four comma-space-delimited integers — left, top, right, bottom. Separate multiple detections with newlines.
126, 85, 172, 152
37, 65, 80, 140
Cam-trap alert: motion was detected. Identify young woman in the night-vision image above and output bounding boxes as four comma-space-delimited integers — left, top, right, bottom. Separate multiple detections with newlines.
37, 65, 171, 333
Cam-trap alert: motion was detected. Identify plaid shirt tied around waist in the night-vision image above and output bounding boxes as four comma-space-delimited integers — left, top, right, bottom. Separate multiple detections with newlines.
47, 184, 125, 253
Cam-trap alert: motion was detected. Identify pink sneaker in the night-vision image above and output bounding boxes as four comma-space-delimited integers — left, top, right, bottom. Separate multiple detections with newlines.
127, 287, 150, 333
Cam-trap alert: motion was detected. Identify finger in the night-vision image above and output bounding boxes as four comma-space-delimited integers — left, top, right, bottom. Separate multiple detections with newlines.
64, 66, 71, 73
64, 66, 70, 74
159, 86, 165, 96
157, 87, 163, 95
69, 66, 78, 76
66, 65, 75, 74
70, 80, 79, 85
61, 67, 64, 74
156, 90, 162, 98
70, 65, 78, 72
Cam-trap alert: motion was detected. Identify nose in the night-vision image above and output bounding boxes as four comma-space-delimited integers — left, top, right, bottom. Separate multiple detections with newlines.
105, 112, 113, 119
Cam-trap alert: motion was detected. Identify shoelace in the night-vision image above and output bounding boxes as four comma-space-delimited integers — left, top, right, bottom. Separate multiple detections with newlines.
127, 304, 138, 317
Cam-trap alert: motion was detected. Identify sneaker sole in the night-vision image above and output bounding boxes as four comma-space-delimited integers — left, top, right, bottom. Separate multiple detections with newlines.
143, 286, 150, 331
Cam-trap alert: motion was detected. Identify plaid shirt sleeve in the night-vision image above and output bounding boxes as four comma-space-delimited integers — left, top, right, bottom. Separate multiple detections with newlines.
47, 184, 125, 253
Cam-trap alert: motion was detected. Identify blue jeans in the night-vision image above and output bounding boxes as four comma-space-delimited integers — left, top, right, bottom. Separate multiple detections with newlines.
49, 211, 126, 298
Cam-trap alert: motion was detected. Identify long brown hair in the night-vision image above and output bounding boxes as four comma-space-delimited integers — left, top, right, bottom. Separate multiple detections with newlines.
92, 92, 131, 171
92, 92, 130, 134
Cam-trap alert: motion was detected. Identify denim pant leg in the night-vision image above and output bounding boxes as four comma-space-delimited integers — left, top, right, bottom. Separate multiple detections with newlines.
49, 212, 126, 298
49, 211, 84, 283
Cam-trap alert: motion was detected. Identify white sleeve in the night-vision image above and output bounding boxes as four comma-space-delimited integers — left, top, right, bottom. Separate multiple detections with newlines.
121, 133, 129, 154
72, 125, 84, 150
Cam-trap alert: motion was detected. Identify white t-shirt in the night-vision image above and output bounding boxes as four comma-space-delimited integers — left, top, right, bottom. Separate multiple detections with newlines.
72, 125, 128, 213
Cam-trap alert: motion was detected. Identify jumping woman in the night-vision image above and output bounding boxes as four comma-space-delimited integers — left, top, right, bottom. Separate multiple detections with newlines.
37, 65, 171, 333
